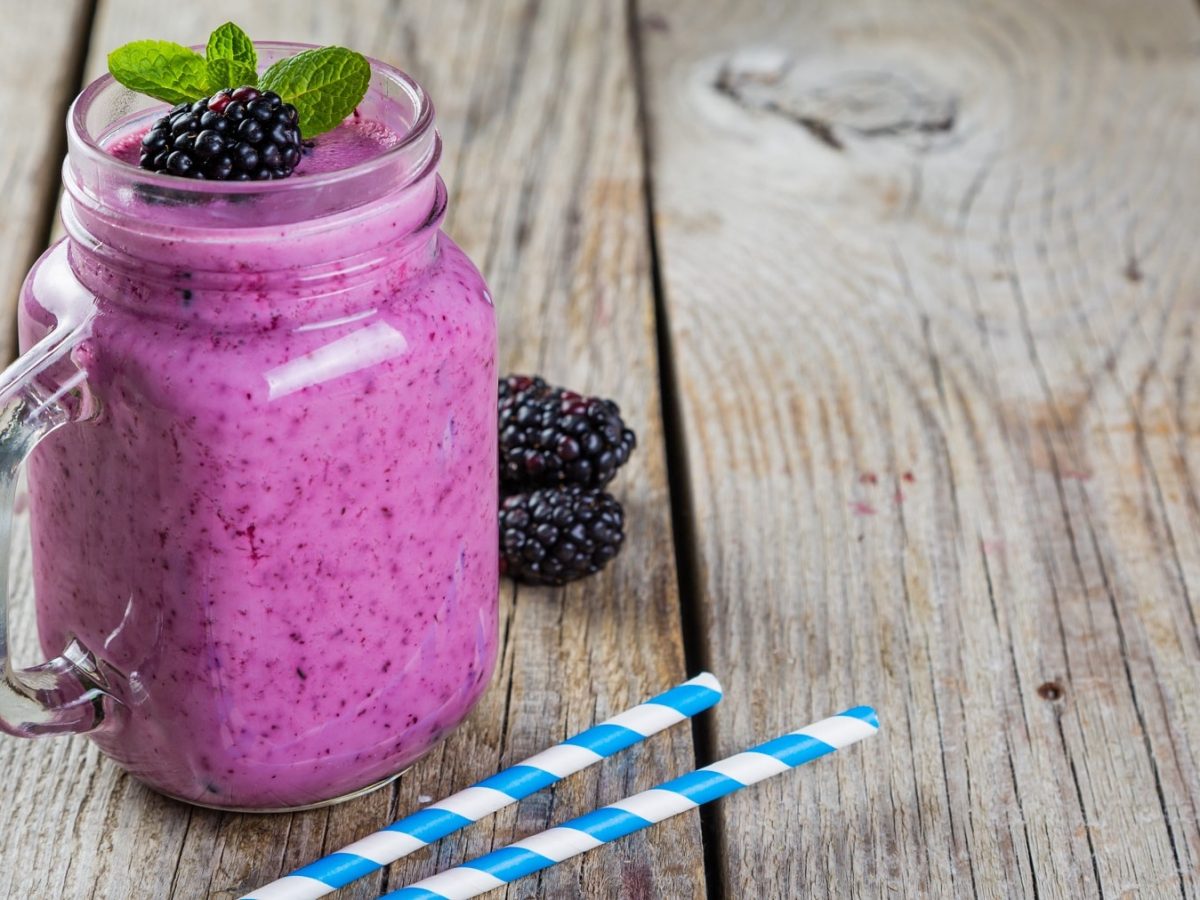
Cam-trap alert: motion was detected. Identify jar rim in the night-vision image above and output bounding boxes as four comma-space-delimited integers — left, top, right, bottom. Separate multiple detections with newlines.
68, 42, 436, 197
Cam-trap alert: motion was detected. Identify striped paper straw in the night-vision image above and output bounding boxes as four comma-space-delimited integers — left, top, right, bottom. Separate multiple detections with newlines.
242, 672, 723, 900
382, 706, 878, 900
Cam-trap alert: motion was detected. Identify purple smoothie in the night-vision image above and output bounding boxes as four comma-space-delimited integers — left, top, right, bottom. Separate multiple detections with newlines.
20, 66, 498, 809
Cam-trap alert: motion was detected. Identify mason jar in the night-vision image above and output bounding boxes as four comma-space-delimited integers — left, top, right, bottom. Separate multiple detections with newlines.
0, 45, 498, 811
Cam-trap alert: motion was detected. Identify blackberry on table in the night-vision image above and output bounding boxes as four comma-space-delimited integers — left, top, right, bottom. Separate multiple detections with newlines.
500, 486, 625, 586
139, 86, 303, 182
498, 374, 553, 407
499, 375, 636, 490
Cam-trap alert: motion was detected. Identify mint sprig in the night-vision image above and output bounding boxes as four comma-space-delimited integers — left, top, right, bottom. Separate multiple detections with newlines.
107, 24, 370, 138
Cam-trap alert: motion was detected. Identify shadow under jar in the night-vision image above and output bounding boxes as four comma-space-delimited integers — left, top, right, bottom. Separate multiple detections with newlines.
0, 45, 499, 811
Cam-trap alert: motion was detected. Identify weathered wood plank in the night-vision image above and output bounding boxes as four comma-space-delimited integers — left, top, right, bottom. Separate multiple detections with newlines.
639, 0, 1200, 896
1, 2, 702, 898
0, 2, 91, 360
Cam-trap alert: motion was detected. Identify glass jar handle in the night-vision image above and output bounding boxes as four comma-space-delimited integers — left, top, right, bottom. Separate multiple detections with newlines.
0, 308, 112, 736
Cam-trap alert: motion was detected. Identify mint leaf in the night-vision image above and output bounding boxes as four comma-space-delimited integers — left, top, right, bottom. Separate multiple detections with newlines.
206, 22, 256, 70
259, 47, 370, 138
207, 58, 257, 91
206, 23, 257, 90
108, 40, 213, 105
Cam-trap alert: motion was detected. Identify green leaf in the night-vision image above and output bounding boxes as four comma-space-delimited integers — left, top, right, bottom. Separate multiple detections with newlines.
108, 40, 214, 105
207, 58, 258, 91
206, 23, 257, 90
206, 22, 256, 70
259, 47, 370, 138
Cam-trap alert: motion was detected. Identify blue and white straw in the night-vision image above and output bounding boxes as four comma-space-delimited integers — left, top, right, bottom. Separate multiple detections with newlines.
242, 673, 723, 900
382, 706, 879, 900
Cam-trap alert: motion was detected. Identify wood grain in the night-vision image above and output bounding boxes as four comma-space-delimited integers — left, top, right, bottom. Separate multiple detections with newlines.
0, 1, 91, 359
0, 2, 703, 898
638, 0, 1200, 896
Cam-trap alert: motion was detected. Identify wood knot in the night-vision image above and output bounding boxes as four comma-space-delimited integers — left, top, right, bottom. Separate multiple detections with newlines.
713, 50, 958, 153
1037, 681, 1065, 702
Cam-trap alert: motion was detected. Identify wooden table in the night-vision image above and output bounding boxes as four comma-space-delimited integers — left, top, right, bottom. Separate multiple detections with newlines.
2, 1, 1199, 897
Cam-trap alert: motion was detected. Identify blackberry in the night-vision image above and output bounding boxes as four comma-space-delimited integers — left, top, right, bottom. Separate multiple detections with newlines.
139, 86, 303, 181
498, 375, 636, 490
498, 374, 553, 407
500, 486, 625, 585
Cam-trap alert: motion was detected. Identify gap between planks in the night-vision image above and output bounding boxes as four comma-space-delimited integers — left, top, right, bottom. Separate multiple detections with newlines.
626, 1, 725, 899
